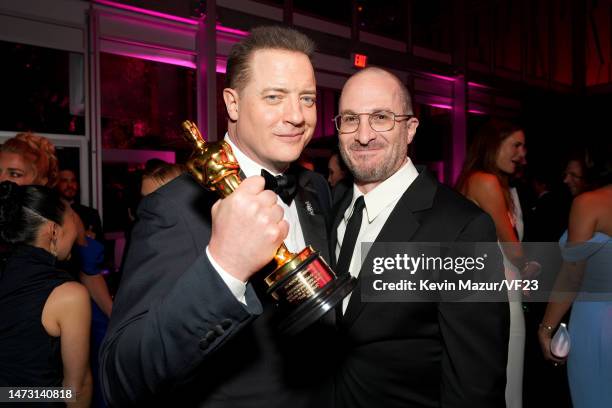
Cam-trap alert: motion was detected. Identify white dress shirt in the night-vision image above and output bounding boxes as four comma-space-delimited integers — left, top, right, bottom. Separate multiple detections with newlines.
207, 134, 306, 304
337, 159, 419, 313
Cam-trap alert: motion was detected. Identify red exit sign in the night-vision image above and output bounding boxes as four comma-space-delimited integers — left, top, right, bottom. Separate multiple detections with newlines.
353, 53, 367, 68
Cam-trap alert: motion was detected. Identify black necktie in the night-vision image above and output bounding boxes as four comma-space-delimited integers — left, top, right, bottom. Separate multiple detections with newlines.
336, 196, 366, 276
261, 169, 297, 205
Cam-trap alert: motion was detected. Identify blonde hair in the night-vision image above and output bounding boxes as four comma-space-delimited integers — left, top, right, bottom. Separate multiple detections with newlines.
1, 133, 59, 187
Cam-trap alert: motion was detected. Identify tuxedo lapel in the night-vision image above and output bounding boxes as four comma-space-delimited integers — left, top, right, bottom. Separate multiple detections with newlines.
295, 171, 331, 263
341, 168, 438, 328
372, 169, 437, 243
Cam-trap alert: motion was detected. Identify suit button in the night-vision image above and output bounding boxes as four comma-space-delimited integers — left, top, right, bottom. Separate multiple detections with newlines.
205, 330, 216, 341
213, 324, 224, 336
199, 339, 209, 350
220, 319, 232, 329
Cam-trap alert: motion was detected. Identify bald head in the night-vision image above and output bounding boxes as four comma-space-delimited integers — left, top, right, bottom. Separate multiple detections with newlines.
342, 67, 413, 115
337, 66, 419, 193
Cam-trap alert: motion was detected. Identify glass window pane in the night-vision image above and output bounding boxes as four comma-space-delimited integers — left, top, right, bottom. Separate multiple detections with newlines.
495, 0, 522, 72
0, 40, 85, 135
252, 0, 284, 6
102, 163, 142, 233
100, 52, 197, 151
411, 104, 451, 163
526, 0, 549, 79
294, 0, 352, 25
551, 0, 572, 84
215, 73, 228, 141
357, 0, 407, 41
467, 6, 492, 66
412, 0, 452, 53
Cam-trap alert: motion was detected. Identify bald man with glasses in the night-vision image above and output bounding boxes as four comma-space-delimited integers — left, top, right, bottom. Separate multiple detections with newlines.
330, 67, 510, 408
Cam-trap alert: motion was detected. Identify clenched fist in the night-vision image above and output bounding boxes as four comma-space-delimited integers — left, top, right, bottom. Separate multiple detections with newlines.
208, 176, 288, 282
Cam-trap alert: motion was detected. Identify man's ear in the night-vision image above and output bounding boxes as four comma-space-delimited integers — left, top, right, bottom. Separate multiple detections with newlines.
47, 221, 55, 238
223, 88, 240, 121
406, 117, 419, 145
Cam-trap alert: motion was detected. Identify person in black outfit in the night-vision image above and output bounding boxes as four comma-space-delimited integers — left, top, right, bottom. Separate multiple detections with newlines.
56, 169, 103, 240
100, 26, 333, 407
331, 67, 509, 407
0, 181, 92, 406
524, 167, 571, 243
522, 167, 573, 408
56, 168, 111, 295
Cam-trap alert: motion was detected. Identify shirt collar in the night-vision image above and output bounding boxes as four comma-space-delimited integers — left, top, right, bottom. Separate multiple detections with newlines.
345, 159, 419, 224
224, 133, 282, 177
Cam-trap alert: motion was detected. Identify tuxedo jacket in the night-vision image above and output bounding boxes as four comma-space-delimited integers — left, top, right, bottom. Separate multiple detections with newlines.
330, 168, 510, 408
100, 170, 332, 407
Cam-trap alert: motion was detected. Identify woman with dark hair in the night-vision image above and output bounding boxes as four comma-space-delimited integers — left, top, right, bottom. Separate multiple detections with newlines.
456, 119, 535, 408
1, 132, 111, 308
539, 145, 612, 407
0, 181, 92, 407
563, 148, 603, 197
2, 133, 111, 407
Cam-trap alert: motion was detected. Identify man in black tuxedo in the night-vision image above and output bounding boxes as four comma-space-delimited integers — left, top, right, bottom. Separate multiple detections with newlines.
331, 67, 510, 407
100, 26, 332, 407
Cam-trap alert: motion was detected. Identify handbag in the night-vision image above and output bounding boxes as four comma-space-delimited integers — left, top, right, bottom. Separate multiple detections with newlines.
550, 322, 571, 359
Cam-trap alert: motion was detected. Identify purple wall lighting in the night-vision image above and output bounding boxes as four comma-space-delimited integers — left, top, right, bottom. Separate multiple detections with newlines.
95, 0, 199, 25
421, 72, 457, 82
95, 1, 244, 74
216, 25, 248, 37
467, 81, 490, 89
430, 103, 453, 110
95, 0, 248, 37
124, 53, 196, 69
467, 109, 487, 115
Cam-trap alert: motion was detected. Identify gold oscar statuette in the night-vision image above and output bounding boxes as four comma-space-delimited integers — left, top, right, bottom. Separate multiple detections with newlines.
181, 120, 356, 335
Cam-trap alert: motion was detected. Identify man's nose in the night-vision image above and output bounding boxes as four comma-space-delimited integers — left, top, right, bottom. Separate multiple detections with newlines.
283, 97, 305, 126
355, 116, 376, 145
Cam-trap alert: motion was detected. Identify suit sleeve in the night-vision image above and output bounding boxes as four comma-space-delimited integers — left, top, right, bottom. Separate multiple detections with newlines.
99, 192, 263, 407
438, 212, 510, 408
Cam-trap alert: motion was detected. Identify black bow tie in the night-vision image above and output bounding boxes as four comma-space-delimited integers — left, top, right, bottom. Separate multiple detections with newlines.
261, 169, 297, 205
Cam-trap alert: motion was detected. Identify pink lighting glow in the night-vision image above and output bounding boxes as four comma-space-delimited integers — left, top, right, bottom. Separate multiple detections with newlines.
216, 25, 248, 37
96, 0, 250, 39
422, 72, 457, 82
216, 59, 227, 74
95, 0, 199, 25
468, 109, 487, 115
129, 54, 196, 69
468, 81, 490, 89
109, 50, 229, 73
430, 103, 453, 110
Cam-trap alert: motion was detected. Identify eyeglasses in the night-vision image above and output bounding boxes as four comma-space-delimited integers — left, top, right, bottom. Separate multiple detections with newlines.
333, 111, 414, 134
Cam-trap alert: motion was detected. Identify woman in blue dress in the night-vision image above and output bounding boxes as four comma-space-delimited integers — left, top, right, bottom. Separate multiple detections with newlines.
539, 147, 612, 408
